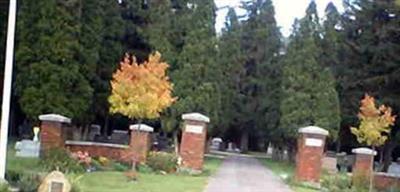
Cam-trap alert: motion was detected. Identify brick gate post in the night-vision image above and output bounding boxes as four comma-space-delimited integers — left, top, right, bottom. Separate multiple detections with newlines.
39, 114, 71, 155
179, 113, 210, 172
129, 124, 154, 164
352, 147, 376, 185
295, 126, 329, 185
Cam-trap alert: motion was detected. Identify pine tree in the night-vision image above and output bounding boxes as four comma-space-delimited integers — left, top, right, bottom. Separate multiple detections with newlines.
217, 8, 246, 136
170, 0, 221, 134
15, 0, 92, 121
280, 2, 340, 153
236, 0, 282, 152
341, 0, 400, 171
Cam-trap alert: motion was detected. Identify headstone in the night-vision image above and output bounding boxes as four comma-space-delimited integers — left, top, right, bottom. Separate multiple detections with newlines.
227, 142, 234, 152
15, 139, 40, 157
88, 124, 101, 141
387, 159, 400, 175
210, 137, 222, 150
322, 156, 338, 174
267, 144, 273, 156
110, 130, 129, 145
37, 171, 71, 192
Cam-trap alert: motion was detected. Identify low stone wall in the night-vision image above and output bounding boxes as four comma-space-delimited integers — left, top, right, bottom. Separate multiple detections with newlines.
374, 172, 400, 190
65, 140, 133, 163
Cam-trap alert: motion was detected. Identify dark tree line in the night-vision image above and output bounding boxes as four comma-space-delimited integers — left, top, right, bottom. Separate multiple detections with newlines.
0, 0, 400, 165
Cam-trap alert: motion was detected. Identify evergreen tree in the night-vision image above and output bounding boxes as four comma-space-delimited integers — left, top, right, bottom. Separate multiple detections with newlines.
97, 0, 125, 133
237, 0, 281, 152
217, 8, 246, 137
15, 0, 92, 121
341, 0, 400, 170
169, 0, 221, 135
279, 2, 340, 154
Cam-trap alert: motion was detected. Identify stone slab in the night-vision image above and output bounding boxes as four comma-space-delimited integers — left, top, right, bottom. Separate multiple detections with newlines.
39, 114, 71, 124
182, 113, 210, 123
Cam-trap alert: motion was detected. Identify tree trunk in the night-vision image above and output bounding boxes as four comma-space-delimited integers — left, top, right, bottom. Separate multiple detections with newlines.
382, 140, 396, 172
288, 144, 297, 163
103, 114, 109, 137
369, 146, 375, 192
240, 129, 249, 153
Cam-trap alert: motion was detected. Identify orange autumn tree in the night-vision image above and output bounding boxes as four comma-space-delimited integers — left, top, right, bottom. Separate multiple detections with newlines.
109, 52, 175, 121
351, 94, 396, 147
350, 94, 396, 191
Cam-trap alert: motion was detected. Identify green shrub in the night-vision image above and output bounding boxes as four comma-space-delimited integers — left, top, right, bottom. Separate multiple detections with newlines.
137, 163, 154, 174
147, 151, 177, 173
5, 170, 21, 184
112, 162, 130, 172
321, 174, 368, 192
40, 148, 84, 173
67, 174, 83, 192
16, 173, 41, 192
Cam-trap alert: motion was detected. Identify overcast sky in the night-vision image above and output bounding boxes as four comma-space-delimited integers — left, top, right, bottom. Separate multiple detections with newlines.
214, 0, 344, 37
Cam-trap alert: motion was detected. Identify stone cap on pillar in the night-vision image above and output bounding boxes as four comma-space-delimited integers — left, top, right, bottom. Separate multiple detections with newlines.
182, 113, 210, 123
38, 114, 71, 124
129, 124, 154, 132
299, 126, 329, 136
352, 147, 377, 156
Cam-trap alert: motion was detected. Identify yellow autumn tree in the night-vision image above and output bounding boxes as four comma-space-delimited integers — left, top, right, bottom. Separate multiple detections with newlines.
350, 94, 396, 191
109, 52, 176, 120
351, 94, 396, 147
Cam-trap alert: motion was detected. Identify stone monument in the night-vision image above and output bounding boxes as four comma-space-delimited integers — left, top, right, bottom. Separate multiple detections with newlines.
38, 171, 71, 192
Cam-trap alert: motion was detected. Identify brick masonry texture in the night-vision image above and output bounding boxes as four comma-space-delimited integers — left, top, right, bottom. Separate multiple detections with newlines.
374, 173, 400, 190
353, 153, 374, 181
40, 121, 65, 153
66, 144, 132, 163
40, 119, 152, 164
129, 130, 152, 163
180, 120, 207, 170
295, 133, 326, 183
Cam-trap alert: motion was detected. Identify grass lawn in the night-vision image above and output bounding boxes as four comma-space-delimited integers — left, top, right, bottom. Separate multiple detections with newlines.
78, 157, 222, 192
6, 143, 222, 192
258, 158, 319, 192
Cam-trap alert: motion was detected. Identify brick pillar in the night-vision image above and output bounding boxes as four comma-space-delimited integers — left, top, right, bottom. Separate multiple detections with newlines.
179, 113, 210, 172
129, 124, 154, 164
295, 126, 329, 185
39, 114, 71, 154
352, 148, 376, 185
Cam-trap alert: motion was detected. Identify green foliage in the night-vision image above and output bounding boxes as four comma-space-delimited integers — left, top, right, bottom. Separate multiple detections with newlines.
112, 162, 130, 172
67, 174, 84, 192
16, 173, 41, 192
137, 163, 154, 174
321, 174, 357, 192
40, 148, 84, 173
279, 1, 341, 142
146, 152, 178, 173
15, 0, 93, 121
340, 0, 400, 130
